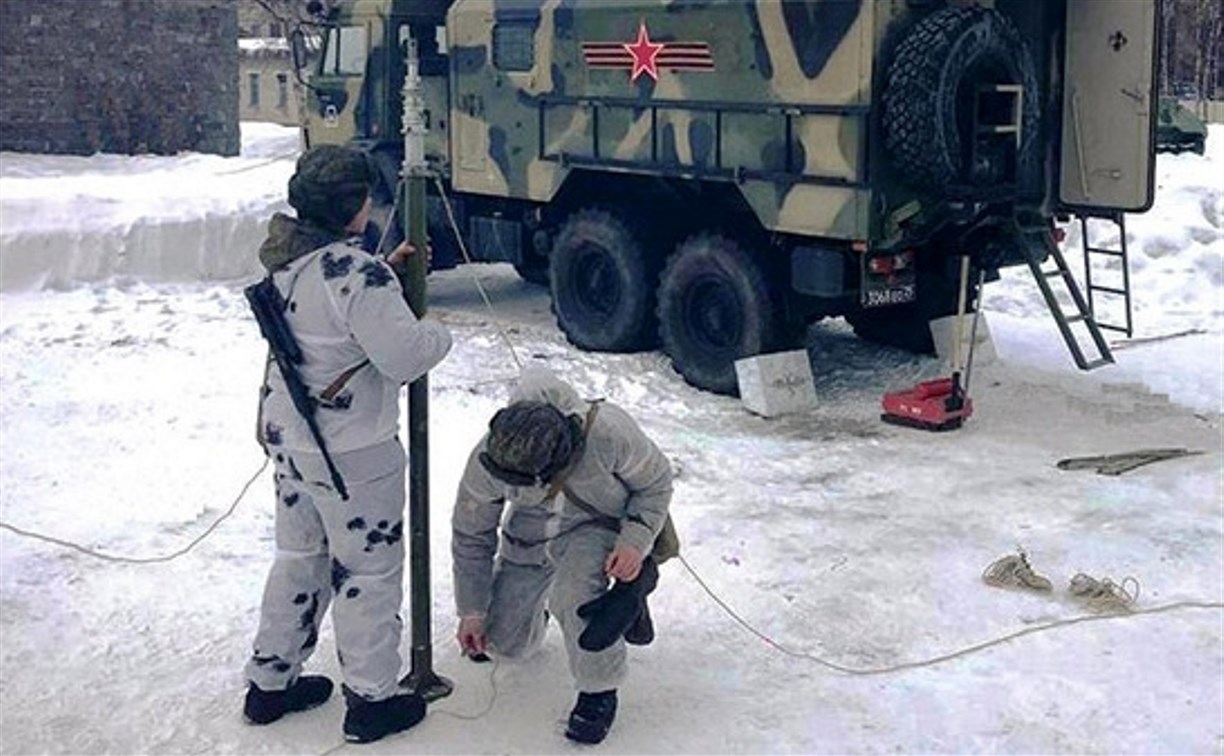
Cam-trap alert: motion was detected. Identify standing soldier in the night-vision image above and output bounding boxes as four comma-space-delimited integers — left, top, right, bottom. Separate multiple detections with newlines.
242, 145, 453, 745
452, 366, 673, 744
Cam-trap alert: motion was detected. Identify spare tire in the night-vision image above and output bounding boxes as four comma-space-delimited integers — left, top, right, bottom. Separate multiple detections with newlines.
883, 6, 1039, 194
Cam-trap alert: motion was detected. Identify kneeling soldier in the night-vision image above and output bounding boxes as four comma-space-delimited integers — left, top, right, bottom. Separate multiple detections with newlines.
452, 366, 673, 745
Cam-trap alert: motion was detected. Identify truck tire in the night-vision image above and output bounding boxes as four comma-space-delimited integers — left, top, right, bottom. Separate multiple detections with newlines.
550, 208, 659, 351
883, 6, 1039, 193
657, 234, 780, 395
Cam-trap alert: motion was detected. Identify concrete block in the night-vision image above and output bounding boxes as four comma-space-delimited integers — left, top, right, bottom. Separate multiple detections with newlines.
734, 350, 817, 418
930, 312, 997, 368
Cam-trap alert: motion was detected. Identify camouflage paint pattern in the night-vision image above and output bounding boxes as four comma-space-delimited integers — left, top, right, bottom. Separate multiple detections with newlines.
302, 0, 386, 148
445, 0, 884, 240
304, 0, 929, 243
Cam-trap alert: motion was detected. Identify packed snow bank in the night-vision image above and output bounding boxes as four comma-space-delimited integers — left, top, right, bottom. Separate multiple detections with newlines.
2, 124, 1221, 336
0, 123, 298, 291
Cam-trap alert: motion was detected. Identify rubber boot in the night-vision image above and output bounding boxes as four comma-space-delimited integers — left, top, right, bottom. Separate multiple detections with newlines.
342, 686, 427, 744
243, 675, 334, 725
565, 689, 617, 744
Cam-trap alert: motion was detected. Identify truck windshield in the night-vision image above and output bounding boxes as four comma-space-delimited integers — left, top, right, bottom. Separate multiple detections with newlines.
321, 25, 368, 75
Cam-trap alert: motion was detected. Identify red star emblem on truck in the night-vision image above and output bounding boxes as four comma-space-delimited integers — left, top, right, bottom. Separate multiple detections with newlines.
582, 21, 714, 82
624, 21, 664, 82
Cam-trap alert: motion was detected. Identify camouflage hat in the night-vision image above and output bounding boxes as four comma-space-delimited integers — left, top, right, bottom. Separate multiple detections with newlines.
480, 401, 584, 486
287, 145, 375, 231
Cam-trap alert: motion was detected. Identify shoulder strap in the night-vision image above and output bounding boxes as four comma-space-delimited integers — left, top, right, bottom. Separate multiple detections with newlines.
544, 400, 602, 500
552, 401, 621, 533
320, 359, 371, 401
561, 483, 621, 533
279, 244, 371, 403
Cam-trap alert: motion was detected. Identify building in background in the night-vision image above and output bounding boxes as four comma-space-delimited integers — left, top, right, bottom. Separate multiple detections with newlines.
0, 0, 239, 156
237, 0, 308, 127
238, 38, 299, 126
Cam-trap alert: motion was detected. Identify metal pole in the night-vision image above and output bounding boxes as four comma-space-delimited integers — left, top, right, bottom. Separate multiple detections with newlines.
398, 36, 452, 703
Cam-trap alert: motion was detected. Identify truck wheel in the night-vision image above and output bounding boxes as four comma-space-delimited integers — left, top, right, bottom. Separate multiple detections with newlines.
883, 6, 1039, 193
657, 234, 780, 395
550, 208, 659, 351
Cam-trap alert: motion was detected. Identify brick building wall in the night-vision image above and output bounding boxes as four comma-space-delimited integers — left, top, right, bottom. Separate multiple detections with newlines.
0, 0, 239, 157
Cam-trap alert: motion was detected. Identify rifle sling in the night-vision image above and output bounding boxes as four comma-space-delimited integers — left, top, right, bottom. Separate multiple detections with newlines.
320, 359, 370, 401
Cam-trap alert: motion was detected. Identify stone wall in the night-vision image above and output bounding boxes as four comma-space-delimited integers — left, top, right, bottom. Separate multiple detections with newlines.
0, 0, 239, 156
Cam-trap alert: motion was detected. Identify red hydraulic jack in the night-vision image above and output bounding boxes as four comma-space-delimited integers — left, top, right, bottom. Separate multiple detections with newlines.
882, 256, 985, 432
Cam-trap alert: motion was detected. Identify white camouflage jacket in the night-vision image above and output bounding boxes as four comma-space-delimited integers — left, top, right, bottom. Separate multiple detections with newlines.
257, 231, 452, 456
451, 367, 673, 617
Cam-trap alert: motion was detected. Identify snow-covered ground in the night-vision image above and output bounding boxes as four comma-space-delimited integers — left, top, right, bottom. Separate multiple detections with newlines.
0, 124, 1221, 755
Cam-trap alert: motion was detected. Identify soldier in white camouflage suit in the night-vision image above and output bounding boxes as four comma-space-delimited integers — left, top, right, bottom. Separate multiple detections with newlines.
452, 366, 672, 744
242, 145, 452, 744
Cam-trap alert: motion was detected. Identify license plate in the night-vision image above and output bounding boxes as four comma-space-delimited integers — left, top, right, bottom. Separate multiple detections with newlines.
862, 282, 916, 308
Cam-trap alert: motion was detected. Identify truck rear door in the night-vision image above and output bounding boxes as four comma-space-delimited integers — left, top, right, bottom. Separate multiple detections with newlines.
1058, 0, 1160, 213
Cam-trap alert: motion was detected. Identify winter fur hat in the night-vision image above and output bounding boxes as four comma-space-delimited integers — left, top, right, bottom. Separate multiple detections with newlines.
480, 401, 584, 486
287, 145, 375, 231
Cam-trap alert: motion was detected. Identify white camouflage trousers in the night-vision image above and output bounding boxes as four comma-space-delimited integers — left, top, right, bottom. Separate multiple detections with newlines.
486, 525, 626, 693
245, 439, 407, 701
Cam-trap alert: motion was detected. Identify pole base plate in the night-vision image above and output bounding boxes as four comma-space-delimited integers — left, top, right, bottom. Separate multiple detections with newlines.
400, 670, 454, 703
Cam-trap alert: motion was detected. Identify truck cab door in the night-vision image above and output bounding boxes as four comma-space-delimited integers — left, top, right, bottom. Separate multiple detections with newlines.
305, 22, 371, 147
1058, 0, 1160, 212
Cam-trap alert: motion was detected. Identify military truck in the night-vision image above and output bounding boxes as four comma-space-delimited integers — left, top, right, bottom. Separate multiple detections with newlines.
1155, 98, 1207, 155
293, 0, 1161, 394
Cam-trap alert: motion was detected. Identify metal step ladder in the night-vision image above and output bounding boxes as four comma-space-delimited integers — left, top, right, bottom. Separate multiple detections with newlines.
1018, 220, 1115, 370
1080, 213, 1134, 338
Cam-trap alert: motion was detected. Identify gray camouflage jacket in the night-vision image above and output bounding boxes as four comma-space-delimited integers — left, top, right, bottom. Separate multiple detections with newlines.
451, 368, 673, 618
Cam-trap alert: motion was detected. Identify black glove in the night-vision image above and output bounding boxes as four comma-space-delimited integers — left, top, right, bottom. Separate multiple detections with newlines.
576, 558, 658, 652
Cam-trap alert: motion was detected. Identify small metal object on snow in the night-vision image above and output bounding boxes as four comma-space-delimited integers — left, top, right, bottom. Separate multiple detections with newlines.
1056, 448, 1203, 476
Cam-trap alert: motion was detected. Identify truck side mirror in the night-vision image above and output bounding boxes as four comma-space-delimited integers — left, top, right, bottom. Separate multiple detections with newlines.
290, 28, 307, 71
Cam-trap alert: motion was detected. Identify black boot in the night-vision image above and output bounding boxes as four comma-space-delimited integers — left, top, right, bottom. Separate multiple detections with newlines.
243, 675, 334, 725
577, 559, 658, 652
565, 689, 618, 745
342, 686, 427, 744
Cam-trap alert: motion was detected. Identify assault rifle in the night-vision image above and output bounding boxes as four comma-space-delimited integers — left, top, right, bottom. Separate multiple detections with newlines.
245, 277, 349, 500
